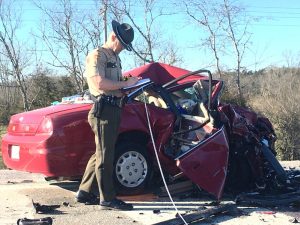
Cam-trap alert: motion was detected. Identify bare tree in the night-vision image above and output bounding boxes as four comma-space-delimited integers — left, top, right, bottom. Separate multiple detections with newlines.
182, 0, 251, 104
183, 0, 225, 78
0, 59, 20, 123
33, 0, 103, 92
157, 41, 183, 65
282, 50, 300, 72
221, 0, 251, 104
107, 0, 181, 66
0, 0, 31, 111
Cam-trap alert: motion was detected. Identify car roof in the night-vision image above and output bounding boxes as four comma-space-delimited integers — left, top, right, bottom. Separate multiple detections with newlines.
123, 62, 191, 86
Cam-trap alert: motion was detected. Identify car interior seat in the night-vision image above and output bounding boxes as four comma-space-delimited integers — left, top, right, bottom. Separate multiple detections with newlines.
193, 79, 209, 105
147, 94, 168, 108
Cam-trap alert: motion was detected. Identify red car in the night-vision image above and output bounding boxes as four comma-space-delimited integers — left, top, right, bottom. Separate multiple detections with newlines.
1, 63, 286, 199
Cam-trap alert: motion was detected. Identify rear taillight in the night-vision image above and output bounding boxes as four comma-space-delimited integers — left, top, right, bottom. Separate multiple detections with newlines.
37, 117, 53, 134
7, 122, 13, 133
7, 120, 38, 134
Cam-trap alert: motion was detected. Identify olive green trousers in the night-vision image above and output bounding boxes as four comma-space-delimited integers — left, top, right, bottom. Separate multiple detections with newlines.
79, 104, 121, 201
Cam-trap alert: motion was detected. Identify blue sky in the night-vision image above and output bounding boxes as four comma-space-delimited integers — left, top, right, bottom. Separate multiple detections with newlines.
173, 0, 300, 71
233, 0, 300, 69
17, 0, 300, 72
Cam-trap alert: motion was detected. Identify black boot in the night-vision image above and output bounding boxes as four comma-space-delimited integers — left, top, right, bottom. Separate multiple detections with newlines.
76, 190, 98, 204
100, 198, 133, 210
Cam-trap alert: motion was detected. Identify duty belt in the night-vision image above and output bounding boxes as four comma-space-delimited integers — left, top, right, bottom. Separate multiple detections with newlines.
100, 95, 124, 107
92, 94, 127, 108
92, 94, 127, 118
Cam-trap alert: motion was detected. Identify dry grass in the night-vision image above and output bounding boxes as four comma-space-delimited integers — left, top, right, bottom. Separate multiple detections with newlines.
0, 125, 7, 169
247, 68, 300, 160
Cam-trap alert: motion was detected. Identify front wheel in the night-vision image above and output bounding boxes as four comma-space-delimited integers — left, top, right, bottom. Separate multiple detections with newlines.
114, 141, 152, 195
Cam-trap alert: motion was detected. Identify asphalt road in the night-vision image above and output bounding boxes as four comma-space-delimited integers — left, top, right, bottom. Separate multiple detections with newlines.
0, 165, 299, 225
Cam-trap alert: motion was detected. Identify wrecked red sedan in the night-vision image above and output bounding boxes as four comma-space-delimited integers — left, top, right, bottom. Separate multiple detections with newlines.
1, 63, 286, 199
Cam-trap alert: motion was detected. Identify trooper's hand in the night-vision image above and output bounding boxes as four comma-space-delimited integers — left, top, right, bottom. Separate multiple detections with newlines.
125, 76, 142, 86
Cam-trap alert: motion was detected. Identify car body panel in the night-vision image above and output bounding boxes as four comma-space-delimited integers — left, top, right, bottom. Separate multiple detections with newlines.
120, 102, 178, 175
2, 104, 95, 177
2, 100, 178, 176
176, 127, 229, 199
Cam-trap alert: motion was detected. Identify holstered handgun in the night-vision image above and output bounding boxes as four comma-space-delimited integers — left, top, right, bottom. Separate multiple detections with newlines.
120, 95, 128, 107
93, 97, 104, 118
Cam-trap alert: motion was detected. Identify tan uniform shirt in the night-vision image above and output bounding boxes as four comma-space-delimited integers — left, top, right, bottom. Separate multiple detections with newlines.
85, 47, 122, 97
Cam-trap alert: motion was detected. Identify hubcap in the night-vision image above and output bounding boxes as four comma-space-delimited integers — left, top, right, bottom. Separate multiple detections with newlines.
115, 151, 148, 188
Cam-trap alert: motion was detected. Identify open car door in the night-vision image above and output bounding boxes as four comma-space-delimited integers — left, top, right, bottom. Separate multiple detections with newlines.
175, 126, 229, 199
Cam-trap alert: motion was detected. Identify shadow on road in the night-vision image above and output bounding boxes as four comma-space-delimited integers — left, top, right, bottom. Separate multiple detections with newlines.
49, 180, 80, 192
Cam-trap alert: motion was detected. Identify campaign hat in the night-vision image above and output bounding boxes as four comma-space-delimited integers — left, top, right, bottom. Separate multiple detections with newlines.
112, 20, 134, 51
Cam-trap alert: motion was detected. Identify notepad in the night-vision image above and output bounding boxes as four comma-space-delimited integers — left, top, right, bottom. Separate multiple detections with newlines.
122, 78, 151, 90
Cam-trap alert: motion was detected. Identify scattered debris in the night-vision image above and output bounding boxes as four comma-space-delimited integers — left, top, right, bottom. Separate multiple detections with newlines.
21, 180, 34, 183
119, 193, 158, 201
7, 179, 34, 184
235, 189, 300, 207
259, 211, 276, 215
289, 218, 299, 223
7, 181, 16, 184
17, 217, 53, 225
153, 209, 161, 214
158, 180, 194, 197
62, 201, 70, 207
205, 201, 220, 206
153, 203, 238, 225
196, 206, 207, 211
32, 200, 60, 214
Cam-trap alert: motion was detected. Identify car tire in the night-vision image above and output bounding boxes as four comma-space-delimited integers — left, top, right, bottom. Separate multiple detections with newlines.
114, 141, 152, 195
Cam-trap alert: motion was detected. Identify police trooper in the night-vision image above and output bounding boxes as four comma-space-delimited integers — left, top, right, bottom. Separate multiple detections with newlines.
76, 20, 140, 210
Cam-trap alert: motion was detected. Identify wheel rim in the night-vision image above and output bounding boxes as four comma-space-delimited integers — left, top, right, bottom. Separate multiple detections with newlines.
115, 150, 148, 188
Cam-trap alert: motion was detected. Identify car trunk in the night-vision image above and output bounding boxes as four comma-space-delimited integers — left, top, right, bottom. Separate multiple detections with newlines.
7, 104, 91, 136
